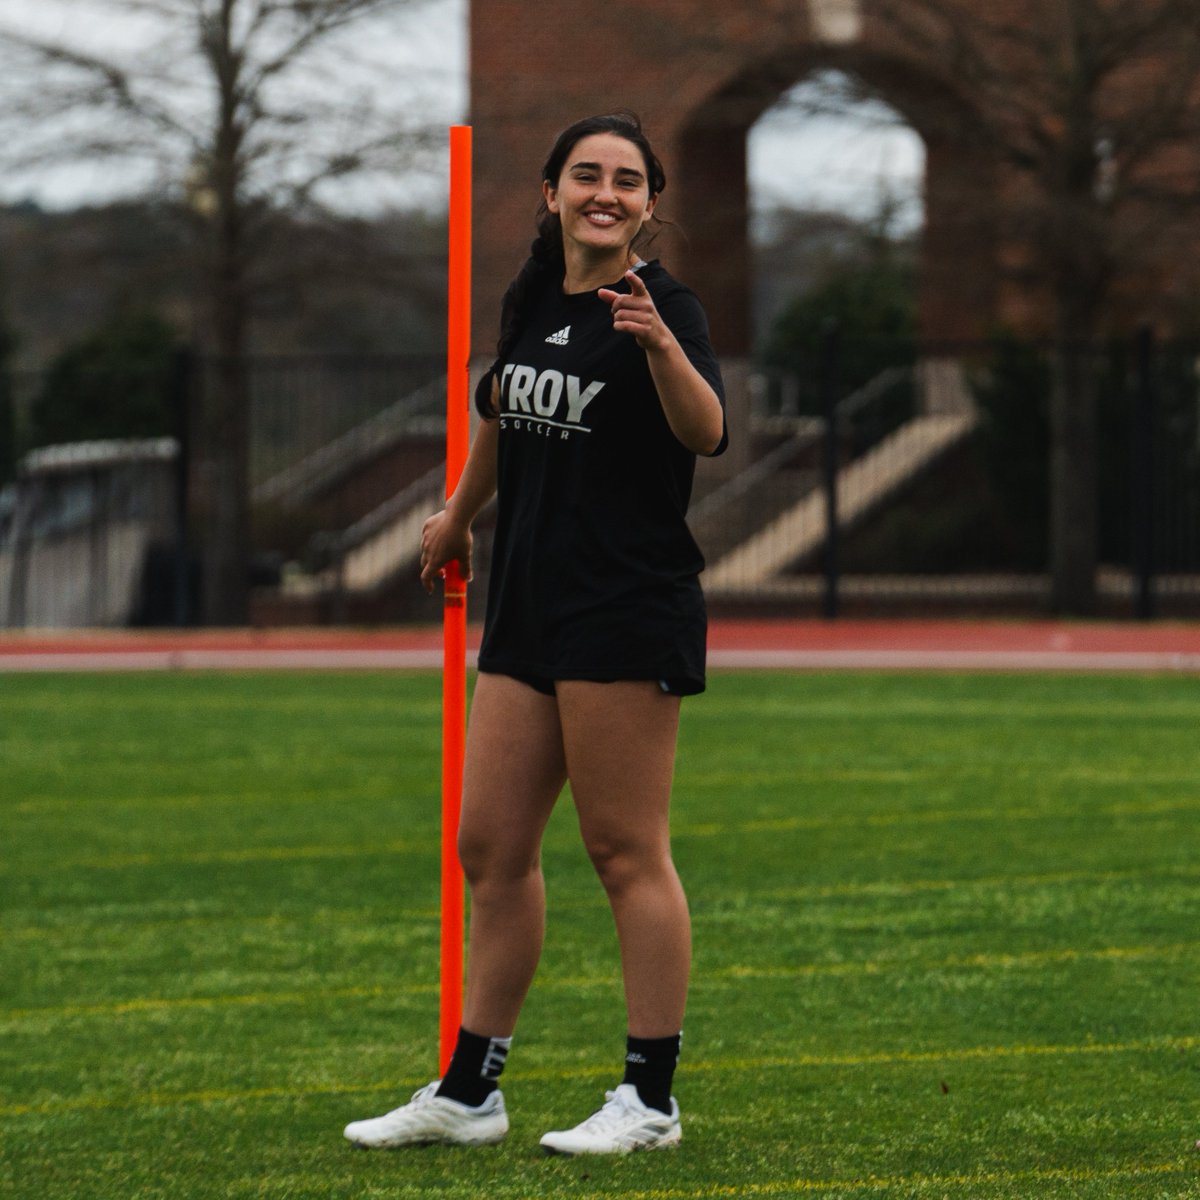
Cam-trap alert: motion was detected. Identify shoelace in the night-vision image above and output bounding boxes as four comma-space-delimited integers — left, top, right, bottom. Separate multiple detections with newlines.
575, 1090, 638, 1134
388, 1082, 439, 1115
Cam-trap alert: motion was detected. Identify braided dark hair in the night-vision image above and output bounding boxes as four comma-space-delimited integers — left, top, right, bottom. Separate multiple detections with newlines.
475, 111, 667, 417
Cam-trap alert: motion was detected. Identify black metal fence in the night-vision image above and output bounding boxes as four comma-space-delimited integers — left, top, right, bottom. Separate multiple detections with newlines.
2, 335, 1199, 627
697, 329, 1200, 618
1, 352, 446, 628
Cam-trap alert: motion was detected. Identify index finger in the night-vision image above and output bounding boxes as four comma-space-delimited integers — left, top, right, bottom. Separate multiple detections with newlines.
625, 269, 649, 295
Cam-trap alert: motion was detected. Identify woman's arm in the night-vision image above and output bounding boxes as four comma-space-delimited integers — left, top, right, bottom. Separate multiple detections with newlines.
598, 270, 725, 456
419, 404, 499, 594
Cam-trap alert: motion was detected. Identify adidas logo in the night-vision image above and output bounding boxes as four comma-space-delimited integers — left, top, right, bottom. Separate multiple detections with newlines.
545, 325, 571, 345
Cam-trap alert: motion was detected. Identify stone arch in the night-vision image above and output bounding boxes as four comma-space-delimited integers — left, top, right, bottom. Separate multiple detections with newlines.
469, 0, 1002, 356
670, 50, 999, 354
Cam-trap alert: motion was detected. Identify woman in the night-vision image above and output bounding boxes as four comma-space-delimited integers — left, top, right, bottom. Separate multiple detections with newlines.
344, 111, 726, 1156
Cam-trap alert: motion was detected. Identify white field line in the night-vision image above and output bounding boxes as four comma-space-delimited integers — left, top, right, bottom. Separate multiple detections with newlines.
0, 648, 449, 671
3, 647, 1200, 672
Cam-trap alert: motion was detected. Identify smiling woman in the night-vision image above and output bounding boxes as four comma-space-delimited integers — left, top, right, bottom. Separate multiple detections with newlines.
343, 112, 728, 1158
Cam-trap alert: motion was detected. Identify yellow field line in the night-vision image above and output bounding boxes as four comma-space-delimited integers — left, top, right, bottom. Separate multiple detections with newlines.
2, 906, 442, 941
0, 981, 436, 1022
222, 1160, 1198, 1200
757, 862, 1200, 902
10, 849, 1199, 911
706, 941, 1200, 980
11, 864, 1200, 945
0, 1079, 388, 1119
48, 839, 432, 870
10, 796, 1199, 873
10, 786, 391, 815
668, 1033, 1200, 1075
3, 1035, 1196, 1119
592, 1161, 1194, 1199
675, 794, 1200, 838
13, 768, 1197, 816
4, 941, 1195, 1026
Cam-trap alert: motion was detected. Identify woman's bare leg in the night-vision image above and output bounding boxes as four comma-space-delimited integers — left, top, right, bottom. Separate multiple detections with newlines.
457, 673, 567, 1036
555, 680, 690, 1038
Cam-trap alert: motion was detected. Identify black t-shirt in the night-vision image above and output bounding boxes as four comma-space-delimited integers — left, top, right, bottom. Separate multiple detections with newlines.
477, 260, 726, 693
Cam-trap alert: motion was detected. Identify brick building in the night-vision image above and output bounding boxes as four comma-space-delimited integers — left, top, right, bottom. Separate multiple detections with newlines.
468, 0, 1200, 356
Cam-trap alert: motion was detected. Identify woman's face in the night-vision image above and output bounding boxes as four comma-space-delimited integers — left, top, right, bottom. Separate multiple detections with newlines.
543, 132, 658, 260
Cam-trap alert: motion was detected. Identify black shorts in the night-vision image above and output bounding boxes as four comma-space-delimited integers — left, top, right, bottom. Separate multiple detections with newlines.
494, 671, 699, 698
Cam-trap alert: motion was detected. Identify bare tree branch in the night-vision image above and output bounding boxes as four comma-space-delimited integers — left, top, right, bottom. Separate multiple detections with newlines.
870, 0, 1200, 613
0, 27, 195, 143
0, 0, 447, 624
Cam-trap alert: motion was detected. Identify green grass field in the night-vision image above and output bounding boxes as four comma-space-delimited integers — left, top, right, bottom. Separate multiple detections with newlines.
2, 669, 1199, 1199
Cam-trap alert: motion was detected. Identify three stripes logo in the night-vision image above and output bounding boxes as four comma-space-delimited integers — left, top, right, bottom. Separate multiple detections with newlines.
545, 325, 571, 346
481, 1036, 512, 1080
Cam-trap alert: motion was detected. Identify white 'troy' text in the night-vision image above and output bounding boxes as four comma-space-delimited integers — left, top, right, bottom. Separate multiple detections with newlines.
500, 364, 604, 429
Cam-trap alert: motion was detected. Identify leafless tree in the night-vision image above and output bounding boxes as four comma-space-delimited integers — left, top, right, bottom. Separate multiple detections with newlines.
873, 0, 1200, 612
0, 0, 444, 623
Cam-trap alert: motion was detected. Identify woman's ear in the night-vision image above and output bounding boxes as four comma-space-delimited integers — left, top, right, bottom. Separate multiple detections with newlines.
543, 179, 559, 214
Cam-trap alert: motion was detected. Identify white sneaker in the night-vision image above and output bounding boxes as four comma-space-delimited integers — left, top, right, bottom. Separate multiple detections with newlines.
539, 1083, 681, 1155
344, 1082, 508, 1148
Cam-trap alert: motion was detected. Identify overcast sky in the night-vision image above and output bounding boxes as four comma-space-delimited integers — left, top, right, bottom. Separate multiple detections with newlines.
0, 0, 923, 225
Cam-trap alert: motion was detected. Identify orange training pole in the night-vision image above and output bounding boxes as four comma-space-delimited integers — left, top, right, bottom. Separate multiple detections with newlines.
440, 124, 471, 1076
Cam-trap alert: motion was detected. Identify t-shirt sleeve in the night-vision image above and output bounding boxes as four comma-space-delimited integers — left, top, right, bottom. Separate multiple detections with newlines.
653, 284, 729, 457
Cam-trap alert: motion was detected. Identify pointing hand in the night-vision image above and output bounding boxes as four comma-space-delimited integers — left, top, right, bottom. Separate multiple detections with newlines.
598, 270, 673, 353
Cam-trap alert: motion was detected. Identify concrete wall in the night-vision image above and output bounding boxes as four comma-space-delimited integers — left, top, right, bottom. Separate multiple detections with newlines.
1, 441, 178, 628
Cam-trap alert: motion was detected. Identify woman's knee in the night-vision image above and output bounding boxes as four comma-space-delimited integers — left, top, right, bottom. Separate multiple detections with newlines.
458, 827, 540, 891
583, 830, 666, 896
457, 830, 489, 887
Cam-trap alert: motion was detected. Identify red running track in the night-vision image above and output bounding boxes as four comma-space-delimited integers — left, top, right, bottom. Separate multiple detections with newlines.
2, 620, 1200, 672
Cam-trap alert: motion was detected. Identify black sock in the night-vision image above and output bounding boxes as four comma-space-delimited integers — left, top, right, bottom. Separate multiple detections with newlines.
436, 1027, 512, 1107
622, 1033, 681, 1114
